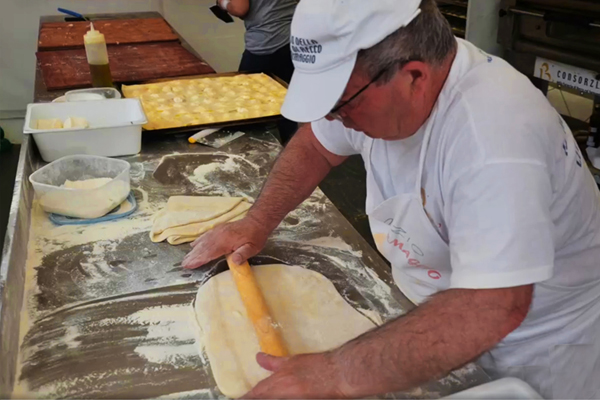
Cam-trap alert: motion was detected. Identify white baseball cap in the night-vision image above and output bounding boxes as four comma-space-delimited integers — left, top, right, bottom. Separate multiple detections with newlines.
281, 0, 422, 123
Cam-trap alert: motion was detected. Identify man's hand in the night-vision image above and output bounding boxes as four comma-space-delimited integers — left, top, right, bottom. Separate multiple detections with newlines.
216, 0, 229, 10
182, 125, 344, 270
182, 125, 345, 270
182, 215, 269, 269
217, 0, 249, 18
243, 353, 348, 399
246, 286, 532, 399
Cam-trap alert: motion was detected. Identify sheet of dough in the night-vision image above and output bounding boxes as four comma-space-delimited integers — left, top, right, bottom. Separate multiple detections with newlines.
63, 177, 112, 189
150, 196, 251, 245
194, 264, 379, 398
40, 178, 129, 219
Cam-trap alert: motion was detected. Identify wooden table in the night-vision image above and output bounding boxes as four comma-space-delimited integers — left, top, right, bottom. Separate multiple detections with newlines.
34, 12, 215, 103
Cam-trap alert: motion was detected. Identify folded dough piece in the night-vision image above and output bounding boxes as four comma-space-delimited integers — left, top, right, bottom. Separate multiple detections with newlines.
150, 196, 251, 245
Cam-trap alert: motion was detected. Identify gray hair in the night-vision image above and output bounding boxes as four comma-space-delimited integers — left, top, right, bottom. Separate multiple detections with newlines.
356, 0, 457, 83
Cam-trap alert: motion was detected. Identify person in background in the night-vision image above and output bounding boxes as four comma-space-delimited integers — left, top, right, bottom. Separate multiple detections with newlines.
217, 0, 299, 144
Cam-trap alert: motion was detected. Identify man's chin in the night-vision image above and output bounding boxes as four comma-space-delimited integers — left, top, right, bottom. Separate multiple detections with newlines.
350, 125, 405, 140
362, 130, 397, 140
362, 131, 376, 138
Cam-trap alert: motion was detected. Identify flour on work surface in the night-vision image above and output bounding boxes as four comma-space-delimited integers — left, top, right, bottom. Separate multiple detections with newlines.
15, 186, 164, 389
15, 138, 417, 397
155, 389, 223, 399
302, 235, 362, 257
275, 189, 332, 238
130, 304, 201, 364
129, 162, 146, 183
154, 152, 264, 199
324, 253, 405, 321
188, 157, 239, 187
13, 291, 212, 398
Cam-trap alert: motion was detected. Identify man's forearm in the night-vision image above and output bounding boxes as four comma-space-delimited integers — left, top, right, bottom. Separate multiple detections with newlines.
248, 125, 339, 231
332, 286, 533, 397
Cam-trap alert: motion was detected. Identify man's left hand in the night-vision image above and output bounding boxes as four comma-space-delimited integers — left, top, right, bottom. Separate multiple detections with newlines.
243, 352, 351, 399
217, 0, 230, 10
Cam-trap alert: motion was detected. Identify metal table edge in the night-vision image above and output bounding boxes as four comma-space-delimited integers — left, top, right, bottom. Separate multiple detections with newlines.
0, 135, 33, 397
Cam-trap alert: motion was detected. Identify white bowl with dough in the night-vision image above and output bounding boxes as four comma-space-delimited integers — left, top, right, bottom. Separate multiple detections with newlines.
23, 99, 147, 162
29, 155, 131, 219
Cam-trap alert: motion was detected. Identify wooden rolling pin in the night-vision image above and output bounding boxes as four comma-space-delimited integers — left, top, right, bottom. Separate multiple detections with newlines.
226, 255, 289, 357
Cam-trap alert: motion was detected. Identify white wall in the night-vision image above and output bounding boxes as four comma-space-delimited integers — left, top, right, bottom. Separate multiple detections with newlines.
0, 0, 163, 112
465, 0, 503, 57
162, 0, 245, 74
0, 0, 246, 143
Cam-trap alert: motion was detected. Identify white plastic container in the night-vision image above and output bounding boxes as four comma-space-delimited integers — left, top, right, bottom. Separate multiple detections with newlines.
23, 99, 147, 162
29, 155, 131, 219
443, 378, 543, 399
53, 88, 121, 103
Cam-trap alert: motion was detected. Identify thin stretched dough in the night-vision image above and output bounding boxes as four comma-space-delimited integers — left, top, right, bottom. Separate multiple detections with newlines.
193, 264, 380, 398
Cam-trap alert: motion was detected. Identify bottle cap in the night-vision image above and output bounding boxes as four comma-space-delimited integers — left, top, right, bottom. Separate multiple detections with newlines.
84, 22, 105, 44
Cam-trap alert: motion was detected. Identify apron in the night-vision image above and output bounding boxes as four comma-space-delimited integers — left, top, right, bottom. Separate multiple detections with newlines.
367, 112, 452, 305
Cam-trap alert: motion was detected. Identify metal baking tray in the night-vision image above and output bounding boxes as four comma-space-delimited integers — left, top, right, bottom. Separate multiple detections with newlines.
123, 71, 289, 135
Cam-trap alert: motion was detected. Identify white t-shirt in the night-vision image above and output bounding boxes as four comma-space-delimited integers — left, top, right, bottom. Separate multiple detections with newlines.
313, 39, 600, 398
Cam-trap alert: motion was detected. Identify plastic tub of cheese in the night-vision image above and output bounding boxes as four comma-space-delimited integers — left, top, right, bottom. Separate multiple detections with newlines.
23, 98, 147, 162
29, 155, 131, 219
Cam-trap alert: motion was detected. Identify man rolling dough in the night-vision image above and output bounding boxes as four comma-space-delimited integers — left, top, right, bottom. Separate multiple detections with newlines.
184, 0, 600, 398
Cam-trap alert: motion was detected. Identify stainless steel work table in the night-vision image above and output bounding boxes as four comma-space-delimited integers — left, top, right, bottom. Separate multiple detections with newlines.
1, 128, 490, 398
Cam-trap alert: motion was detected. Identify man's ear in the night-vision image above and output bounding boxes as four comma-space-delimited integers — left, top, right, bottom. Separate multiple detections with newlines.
403, 61, 429, 85
400, 61, 430, 96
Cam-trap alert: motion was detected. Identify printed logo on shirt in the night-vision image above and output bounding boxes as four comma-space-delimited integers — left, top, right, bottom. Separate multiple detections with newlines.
558, 115, 583, 167
290, 35, 323, 64
575, 144, 583, 167
477, 48, 493, 63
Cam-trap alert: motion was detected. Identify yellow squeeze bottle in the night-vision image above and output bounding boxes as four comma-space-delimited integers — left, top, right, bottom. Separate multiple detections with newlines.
83, 23, 114, 87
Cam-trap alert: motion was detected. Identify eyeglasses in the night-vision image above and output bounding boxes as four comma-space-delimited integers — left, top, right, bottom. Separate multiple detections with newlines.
327, 59, 418, 121
327, 67, 389, 121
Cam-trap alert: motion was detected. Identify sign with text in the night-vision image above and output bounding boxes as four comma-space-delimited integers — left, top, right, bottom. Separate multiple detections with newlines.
534, 57, 600, 96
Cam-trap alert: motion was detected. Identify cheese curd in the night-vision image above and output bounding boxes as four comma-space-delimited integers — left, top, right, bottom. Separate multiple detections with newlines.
122, 73, 287, 130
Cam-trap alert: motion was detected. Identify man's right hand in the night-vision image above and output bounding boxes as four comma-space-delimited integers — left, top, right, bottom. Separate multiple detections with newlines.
181, 125, 344, 270
182, 215, 270, 269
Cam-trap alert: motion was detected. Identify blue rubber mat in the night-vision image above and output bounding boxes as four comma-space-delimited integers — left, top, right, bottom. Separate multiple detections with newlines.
49, 192, 137, 226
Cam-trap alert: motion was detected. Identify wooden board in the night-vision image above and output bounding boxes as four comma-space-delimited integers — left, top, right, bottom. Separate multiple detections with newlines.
38, 18, 179, 50
36, 42, 216, 90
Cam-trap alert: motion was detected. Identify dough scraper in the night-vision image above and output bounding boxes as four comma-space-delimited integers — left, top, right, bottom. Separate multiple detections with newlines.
189, 127, 245, 148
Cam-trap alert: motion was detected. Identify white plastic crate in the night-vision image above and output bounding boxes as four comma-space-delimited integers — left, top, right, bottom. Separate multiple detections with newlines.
23, 98, 147, 162
444, 378, 543, 399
